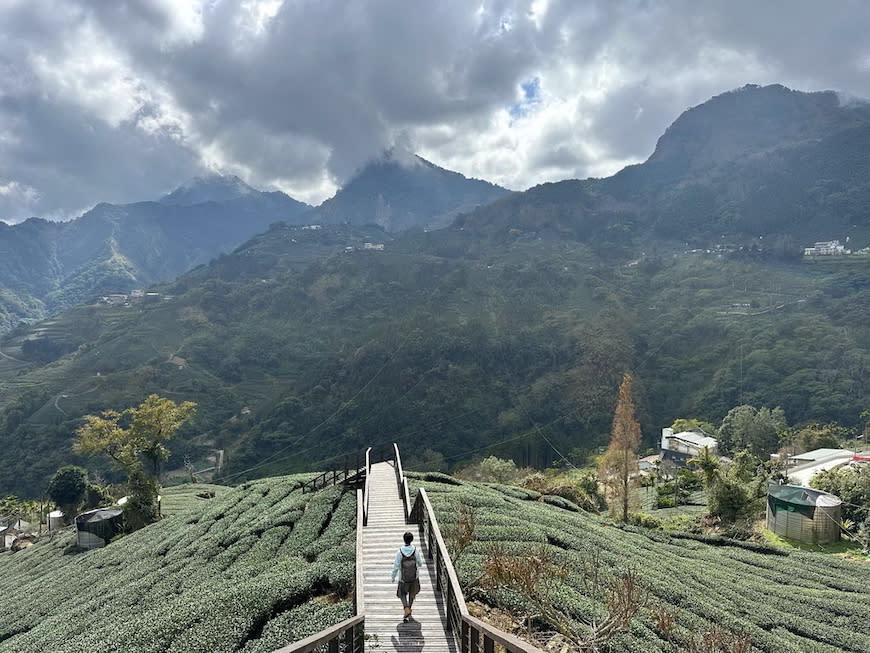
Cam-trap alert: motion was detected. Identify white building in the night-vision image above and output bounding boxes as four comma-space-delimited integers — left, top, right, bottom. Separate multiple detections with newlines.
660, 428, 719, 462
803, 240, 849, 256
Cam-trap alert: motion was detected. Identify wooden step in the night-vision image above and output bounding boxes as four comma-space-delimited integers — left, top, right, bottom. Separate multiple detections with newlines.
362, 462, 458, 653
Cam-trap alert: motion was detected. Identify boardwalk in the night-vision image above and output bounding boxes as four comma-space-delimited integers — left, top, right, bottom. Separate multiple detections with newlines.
362, 462, 459, 653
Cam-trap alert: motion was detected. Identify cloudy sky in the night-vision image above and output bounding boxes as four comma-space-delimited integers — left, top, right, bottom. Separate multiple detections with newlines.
1, 0, 869, 222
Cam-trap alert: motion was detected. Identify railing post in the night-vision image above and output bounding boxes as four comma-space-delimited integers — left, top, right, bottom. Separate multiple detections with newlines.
471, 625, 480, 653
461, 621, 469, 653
446, 582, 453, 631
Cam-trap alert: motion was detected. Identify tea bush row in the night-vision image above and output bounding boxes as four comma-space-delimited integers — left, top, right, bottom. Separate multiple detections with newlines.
0, 476, 355, 653
411, 476, 870, 653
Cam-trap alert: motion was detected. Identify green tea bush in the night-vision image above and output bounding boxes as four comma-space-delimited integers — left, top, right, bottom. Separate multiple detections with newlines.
410, 475, 870, 653
0, 475, 355, 653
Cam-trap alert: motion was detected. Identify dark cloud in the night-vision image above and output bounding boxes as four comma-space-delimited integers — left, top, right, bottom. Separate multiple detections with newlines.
1, 0, 869, 221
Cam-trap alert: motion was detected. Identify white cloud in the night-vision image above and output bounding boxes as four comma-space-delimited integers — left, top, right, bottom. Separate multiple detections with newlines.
0, 0, 869, 220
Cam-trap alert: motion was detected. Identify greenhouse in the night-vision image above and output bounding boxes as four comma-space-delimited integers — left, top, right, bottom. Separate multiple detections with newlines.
766, 484, 842, 545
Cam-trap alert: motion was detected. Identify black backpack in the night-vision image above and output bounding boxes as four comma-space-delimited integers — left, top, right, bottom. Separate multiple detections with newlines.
400, 547, 418, 583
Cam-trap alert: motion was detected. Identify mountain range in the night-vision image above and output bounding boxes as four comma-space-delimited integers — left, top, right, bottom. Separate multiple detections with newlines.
0, 155, 509, 333
1, 84, 869, 497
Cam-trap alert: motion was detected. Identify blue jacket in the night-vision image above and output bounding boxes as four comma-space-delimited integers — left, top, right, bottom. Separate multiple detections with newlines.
391, 544, 424, 582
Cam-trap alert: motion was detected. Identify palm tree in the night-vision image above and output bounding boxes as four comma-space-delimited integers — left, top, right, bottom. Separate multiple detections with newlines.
688, 446, 721, 491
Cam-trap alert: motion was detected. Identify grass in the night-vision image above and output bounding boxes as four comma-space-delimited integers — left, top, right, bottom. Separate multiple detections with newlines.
758, 527, 868, 558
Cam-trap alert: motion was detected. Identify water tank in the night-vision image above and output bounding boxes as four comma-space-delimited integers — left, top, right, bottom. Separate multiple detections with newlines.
48, 510, 65, 531
766, 485, 842, 544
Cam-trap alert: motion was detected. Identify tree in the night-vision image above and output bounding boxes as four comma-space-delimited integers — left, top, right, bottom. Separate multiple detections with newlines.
75, 395, 196, 531
671, 418, 716, 435
599, 373, 641, 522
708, 476, 750, 523
811, 464, 870, 524
47, 466, 88, 524
791, 422, 847, 453
718, 405, 787, 457
688, 446, 720, 490
129, 395, 198, 478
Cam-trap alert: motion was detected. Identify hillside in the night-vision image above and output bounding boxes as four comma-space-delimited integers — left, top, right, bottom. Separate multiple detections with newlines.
413, 473, 870, 652
458, 85, 870, 246
308, 149, 510, 232
0, 181, 311, 332
0, 477, 355, 653
1, 85, 869, 498
1, 222, 867, 497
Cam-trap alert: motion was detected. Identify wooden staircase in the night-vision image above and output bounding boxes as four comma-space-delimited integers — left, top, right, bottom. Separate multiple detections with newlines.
275, 444, 542, 653
361, 462, 458, 652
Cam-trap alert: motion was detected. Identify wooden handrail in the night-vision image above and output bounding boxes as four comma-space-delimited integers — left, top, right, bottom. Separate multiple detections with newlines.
415, 488, 469, 614
275, 444, 543, 653
362, 447, 372, 526
272, 615, 363, 653
355, 487, 365, 615
392, 442, 413, 523
410, 486, 545, 653
464, 615, 544, 653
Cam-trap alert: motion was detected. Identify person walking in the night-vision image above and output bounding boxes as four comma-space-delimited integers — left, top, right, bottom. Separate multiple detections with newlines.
391, 531, 424, 622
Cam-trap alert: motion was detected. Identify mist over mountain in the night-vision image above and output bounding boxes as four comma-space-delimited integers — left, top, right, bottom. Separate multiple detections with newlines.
159, 174, 259, 205
308, 149, 510, 232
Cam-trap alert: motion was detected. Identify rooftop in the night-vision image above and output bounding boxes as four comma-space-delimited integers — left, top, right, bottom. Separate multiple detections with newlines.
667, 430, 718, 449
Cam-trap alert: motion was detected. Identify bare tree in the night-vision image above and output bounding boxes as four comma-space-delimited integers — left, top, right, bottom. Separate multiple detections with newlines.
482, 544, 646, 651
599, 373, 642, 521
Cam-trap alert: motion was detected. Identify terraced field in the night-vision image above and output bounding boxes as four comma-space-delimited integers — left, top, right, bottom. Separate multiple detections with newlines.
0, 476, 355, 653
411, 473, 870, 653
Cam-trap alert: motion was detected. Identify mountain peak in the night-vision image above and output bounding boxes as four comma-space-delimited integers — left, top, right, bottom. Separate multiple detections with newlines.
159, 174, 258, 206
377, 147, 428, 169
311, 151, 509, 232
646, 84, 866, 171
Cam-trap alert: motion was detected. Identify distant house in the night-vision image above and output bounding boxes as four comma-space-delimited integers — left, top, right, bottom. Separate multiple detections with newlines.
167, 355, 187, 369
785, 448, 869, 486
660, 428, 719, 465
638, 454, 660, 474
363, 242, 385, 251
803, 240, 848, 256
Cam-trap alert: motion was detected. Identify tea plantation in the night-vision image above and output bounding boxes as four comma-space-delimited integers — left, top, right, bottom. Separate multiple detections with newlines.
0, 476, 355, 653
411, 474, 870, 653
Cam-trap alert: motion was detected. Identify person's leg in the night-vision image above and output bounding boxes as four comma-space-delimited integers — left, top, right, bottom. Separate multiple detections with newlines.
399, 585, 411, 619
